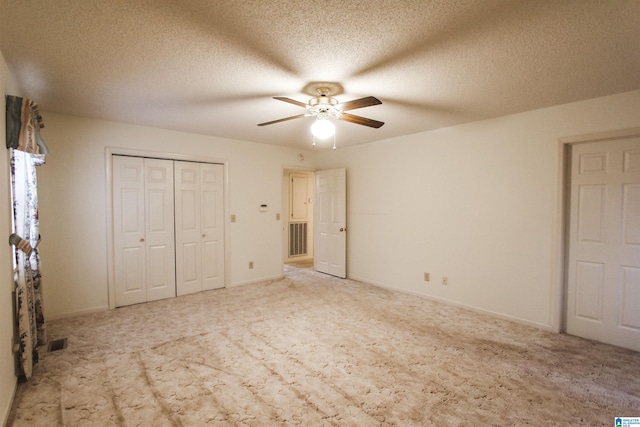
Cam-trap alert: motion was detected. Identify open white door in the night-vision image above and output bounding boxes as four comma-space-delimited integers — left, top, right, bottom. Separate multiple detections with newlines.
314, 168, 347, 278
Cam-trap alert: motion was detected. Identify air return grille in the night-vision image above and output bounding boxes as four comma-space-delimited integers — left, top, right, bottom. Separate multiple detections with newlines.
289, 222, 308, 257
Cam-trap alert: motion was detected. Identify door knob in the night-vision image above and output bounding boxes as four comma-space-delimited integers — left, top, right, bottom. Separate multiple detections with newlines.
339, 227, 345, 232
202, 234, 206, 238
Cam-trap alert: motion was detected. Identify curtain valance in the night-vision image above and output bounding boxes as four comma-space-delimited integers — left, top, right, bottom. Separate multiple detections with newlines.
5, 95, 49, 158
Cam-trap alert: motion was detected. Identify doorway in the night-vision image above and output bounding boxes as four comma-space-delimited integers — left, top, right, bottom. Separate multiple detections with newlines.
281, 168, 348, 278
282, 169, 314, 268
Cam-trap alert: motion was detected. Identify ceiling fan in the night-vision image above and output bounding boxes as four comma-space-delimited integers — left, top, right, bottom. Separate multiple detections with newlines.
257, 84, 385, 131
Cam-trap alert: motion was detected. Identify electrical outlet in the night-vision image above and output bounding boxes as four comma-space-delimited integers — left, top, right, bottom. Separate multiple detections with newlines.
249, 261, 254, 269
442, 276, 448, 285
424, 272, 430, 282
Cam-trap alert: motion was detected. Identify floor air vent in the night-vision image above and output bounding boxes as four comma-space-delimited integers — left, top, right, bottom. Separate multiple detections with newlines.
48, 338, 67, 352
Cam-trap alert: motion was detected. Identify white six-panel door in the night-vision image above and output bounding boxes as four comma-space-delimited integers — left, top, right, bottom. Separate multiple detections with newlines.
175, 162, 202, 296
200, 163, 225, 291
175, 161, 224, 296
144, 158, 177, 302
113, 156, 175, 306
314, 168, 347, 278
113, 156, 146, 306
566, 136, 640, 351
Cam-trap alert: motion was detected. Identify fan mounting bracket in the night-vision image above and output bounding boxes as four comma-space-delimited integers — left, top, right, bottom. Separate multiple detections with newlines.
302, 82, 344, 97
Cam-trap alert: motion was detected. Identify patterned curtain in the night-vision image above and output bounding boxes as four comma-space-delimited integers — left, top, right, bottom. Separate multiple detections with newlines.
6, 95, 48, 379
10, 150, 46, 379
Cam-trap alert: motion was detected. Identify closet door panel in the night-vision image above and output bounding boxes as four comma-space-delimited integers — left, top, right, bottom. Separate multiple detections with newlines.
201, 164, 224, 290
145, 159, 176, 302
175, 162, 203, 296
181, 242, 199, 282
121, 247, 144, 295
203, 240, 219, 283
113, 156, 147, 306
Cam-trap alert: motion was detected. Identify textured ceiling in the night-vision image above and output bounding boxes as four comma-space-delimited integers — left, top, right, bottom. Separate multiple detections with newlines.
1, 0, 639, 150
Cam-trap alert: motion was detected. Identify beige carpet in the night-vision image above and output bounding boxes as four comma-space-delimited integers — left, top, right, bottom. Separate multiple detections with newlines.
8, 266, 640, 426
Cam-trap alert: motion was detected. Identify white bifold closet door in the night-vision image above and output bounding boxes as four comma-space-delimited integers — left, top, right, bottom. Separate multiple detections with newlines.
174, 161, 225, 296
113, 156, 176, 306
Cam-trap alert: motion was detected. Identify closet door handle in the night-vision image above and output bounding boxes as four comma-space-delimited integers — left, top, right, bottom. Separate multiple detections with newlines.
140, 238, 145, 242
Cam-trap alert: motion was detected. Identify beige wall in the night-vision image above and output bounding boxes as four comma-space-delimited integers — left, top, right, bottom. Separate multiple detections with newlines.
1, 50, 19, 426
315, 89, 640, 330
36, 114, 319, 319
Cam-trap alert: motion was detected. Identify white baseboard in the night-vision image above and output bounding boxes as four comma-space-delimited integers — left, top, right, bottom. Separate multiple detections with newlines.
348, 274, 554, 332
229, 274, 285, 288
45, 305, 109, 321
44, 276, 288, 320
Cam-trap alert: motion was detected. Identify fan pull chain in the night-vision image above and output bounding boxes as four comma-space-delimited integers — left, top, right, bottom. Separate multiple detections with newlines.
311, 133, 337, 149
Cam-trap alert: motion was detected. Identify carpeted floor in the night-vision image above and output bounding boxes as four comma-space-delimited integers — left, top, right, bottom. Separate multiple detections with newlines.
8, 266, 640, 426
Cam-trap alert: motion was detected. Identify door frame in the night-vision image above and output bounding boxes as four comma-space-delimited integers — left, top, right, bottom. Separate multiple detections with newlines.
282, 169, 315, 263
281, 165, 317, 266
554, 127, 640, 334
105, 147, 230, 310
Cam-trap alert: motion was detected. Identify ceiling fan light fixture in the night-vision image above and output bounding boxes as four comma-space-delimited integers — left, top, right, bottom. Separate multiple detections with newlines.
258, 84, 384, 150
310, 117, 335, 140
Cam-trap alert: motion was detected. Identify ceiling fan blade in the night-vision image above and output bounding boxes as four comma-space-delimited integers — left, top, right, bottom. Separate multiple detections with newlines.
273, 96, 307, 108
338, 96, 382, 111
340, 113, 384, 129
257, 114, 306, 126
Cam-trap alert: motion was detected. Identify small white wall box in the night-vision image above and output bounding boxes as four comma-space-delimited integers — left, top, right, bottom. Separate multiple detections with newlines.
260, 204, 268, 212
